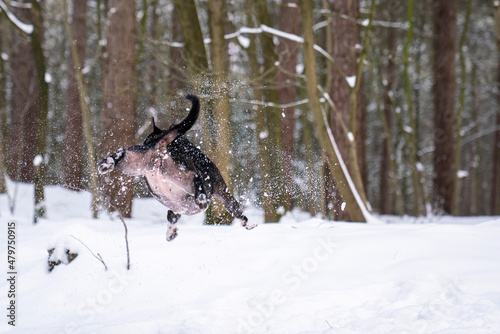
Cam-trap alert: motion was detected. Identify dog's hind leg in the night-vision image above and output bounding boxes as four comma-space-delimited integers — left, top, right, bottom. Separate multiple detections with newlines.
194, 174, 209, 210
166, 210, 181, 241
215, 188, 257, 230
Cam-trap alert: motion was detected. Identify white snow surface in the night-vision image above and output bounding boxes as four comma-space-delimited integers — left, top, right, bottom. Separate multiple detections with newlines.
1, 183, 500, 333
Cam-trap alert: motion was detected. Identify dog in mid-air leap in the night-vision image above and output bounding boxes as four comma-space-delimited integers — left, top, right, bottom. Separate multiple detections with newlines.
98, 94, 256, 241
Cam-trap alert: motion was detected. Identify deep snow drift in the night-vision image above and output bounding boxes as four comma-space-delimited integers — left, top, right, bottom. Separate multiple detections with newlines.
1, 183, 500, 333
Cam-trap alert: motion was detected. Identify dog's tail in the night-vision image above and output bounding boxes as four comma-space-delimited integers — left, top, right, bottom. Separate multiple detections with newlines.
170, 94, 200, 137
157, 94, 200, 149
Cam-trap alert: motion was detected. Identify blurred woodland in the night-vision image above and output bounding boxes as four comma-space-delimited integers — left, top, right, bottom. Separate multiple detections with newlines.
0, 0, 499, 223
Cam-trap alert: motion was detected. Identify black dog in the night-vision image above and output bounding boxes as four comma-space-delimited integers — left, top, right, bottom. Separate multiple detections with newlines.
98, 94, 256, 241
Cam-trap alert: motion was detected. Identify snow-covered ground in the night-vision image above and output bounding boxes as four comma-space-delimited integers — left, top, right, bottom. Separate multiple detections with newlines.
1, 183, 500, 334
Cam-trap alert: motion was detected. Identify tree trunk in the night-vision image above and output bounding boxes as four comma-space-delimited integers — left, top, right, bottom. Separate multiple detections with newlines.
148, 0, 158, 110
8, 2, 38, 183
62, 0, 99, 217
30, 0, 50, 223
452, 0, 472, 216
0, 125, 5, 193
245, 5, 273, 221
299, 0, 366, 223
328, 0, 360, 221
403, 0, 425, 216
493, 69, 500, 215
432, 0, 457, 214
62, 0, 87, 190
171, 0, 212, 155
298, 104, 321, 216
253, 0, 290, 222
206, 0, 233, 225
379, 2, 397, 214
468, 65, 479, 215
173, 0, 208, 73
167, 6, 186, 107
277, 0, 300, 209
100, 0, 136, 217
174, 0, 233, 224
357, 81, 367, 197
492, 1, 500, 215
0, 20, 8, 194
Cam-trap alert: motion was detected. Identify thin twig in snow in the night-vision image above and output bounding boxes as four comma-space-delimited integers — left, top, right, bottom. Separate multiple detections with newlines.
64, 183, 131, 270
115, 213, 131, 270
70, 235, 108, 271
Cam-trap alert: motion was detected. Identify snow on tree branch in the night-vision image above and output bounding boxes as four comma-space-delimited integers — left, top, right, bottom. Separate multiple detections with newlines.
225, 24, 334, 63
0, 0, 33, 35
229, 98, 309, 109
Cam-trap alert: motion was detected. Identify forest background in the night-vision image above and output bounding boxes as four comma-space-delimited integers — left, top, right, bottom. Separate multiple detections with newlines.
0, 0, 499, 224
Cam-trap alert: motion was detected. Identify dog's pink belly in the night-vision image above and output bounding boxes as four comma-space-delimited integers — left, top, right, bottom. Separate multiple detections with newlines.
145, 172, 201, 215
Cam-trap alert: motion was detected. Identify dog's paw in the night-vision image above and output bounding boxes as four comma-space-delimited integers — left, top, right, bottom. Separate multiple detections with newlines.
166, 226, 178, 242
242, 219, 257, 230
98, 157, 115, 175
196, 193, 209, 210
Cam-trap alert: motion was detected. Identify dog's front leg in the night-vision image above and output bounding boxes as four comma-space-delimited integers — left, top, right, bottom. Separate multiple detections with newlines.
98, 148, 126, 175
98, 146, 151, 176
166, 210, 181, 241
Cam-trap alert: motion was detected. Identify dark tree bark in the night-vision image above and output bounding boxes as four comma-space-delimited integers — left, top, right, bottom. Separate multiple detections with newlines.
8, 3, 38, 183
168, 6, 186, 107
206, 0, 230, 223
174, 0, 231, 225
493, 79, 500, 215
8, 0, 51, 222
100, 0, 136, 217
253, 0, 290, 222
299, 0, 366, 223
357, 81, 367, 199
172, 0, 212, 155
492, 1, 500, 215
148, 0, 158, 110
468, 65, 480, 215
246, 0, 271, 221
28, 0, 50, 223
0, 20, 7, 193
62, 0, 87, 189
277, 0, 300, 208
173, 0, 208, 73
432, 0, 457, 214
380, 88, 394, 214
379, 1, 399, 215
206, 0, 234, 225
328, 0, 360, 221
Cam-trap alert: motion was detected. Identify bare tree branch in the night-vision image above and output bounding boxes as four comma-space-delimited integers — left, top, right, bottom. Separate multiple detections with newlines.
70, 235, 108, 271
64, 183, 131, 270
0, 0, 33, 34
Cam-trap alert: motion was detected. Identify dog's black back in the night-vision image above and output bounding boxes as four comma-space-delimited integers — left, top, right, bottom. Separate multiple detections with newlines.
167, 136, 220, 196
